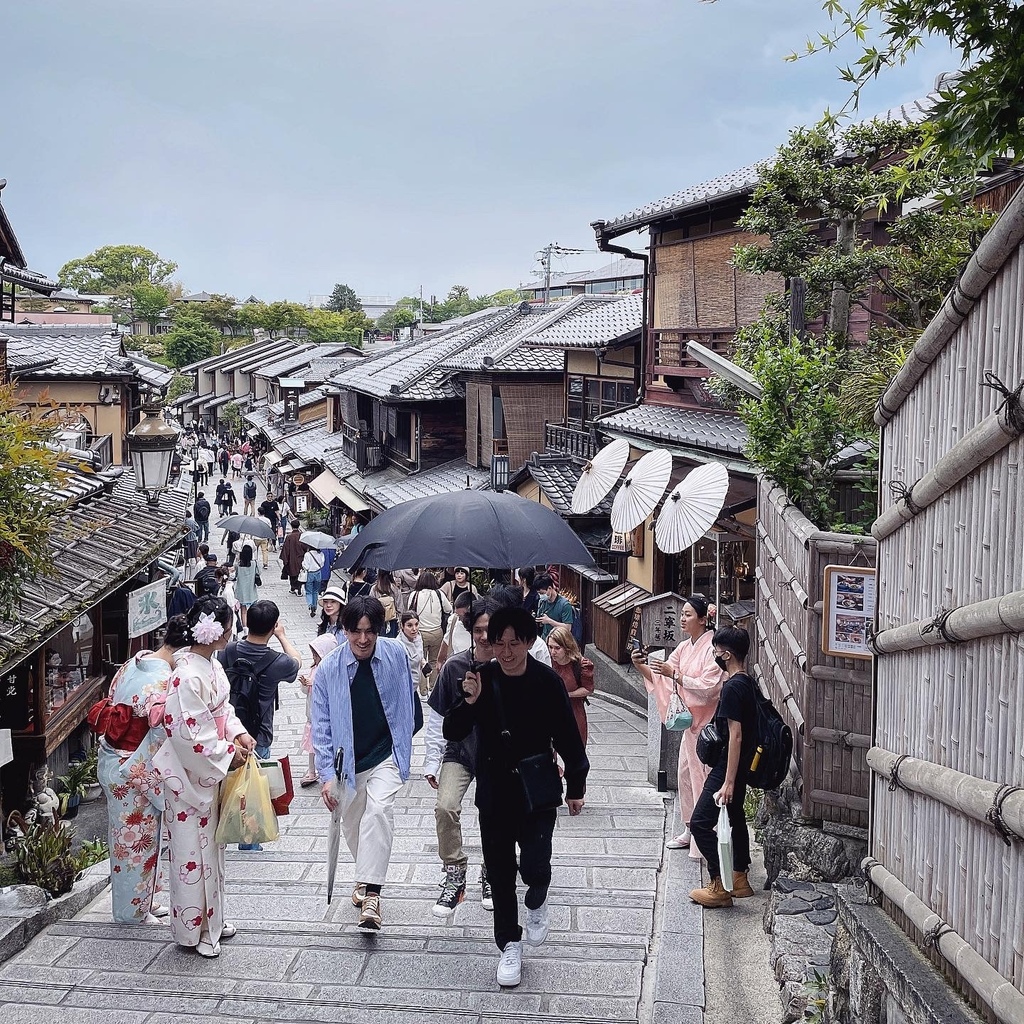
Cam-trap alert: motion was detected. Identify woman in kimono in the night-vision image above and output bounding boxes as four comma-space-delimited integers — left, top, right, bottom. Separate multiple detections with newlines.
152, 596, 255, 958
94, 615, 189, 923
631, 595, 725, 856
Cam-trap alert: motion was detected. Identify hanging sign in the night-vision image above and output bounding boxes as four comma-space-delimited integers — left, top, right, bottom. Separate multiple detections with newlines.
127, 580, 167, 639
821, 565, 876, 659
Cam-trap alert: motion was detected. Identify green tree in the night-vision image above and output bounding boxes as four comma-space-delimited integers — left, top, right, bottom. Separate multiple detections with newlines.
164, 309, 222, 367
491, 288, 523, 305
780, 0, 1024, 173
375, 307, 418, 334
58, 244, 177, 293
220, 400, 244, 437
193, 294, 239, 336
126, 281, 173, 331
0, 383, 67, 618
323, 283, 363, 314
166, 372, 196, 403
304, 307, 369, 345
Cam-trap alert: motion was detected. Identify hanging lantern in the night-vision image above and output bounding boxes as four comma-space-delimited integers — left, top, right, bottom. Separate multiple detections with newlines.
127, 394, 180, 506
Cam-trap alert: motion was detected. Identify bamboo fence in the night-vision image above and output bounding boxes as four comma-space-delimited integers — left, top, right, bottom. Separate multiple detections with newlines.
755, 477, 876, 827
868, 181, 1024, 1020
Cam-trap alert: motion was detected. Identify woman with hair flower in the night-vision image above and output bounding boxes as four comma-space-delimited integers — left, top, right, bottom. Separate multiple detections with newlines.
152, 596, 256, 958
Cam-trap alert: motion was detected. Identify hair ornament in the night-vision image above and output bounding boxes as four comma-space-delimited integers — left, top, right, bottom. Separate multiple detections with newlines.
192, 612, 225, 645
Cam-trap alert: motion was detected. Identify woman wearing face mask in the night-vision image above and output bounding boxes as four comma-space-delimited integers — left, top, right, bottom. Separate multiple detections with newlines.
631, 594, 724, 854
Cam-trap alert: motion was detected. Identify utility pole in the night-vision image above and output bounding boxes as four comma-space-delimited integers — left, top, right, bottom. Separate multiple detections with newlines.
537, 243, 555, 305
419, 285, 424, 325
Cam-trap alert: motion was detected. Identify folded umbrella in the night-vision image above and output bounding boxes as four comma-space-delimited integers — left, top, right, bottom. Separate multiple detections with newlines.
338, 490, 595, 571
215, 514, 276, 540
326, 747, 344, 905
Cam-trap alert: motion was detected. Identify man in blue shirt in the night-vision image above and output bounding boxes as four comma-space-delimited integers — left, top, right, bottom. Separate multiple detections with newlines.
311, 595, 419, 932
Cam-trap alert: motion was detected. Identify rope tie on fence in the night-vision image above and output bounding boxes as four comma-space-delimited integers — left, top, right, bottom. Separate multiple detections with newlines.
889, 479, 924, 517
923, 922, 954, 949
887, 753, 911, 792
982, 371, 1024, 434
985, 784, 1024, 846
921, 607, 963, 645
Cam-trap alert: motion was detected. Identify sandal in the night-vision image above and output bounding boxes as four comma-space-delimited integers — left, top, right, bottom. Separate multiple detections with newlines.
666, 833, 691, 850
300, 772, 319, 788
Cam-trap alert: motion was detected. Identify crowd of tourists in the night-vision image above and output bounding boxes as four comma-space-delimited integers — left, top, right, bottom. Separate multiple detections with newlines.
93, 469, 758, 987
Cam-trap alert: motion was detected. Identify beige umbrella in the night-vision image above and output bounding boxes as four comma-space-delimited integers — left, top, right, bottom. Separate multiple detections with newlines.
571, 438, 631, 514
654, 462, 730, 553
610, 448, 673, 533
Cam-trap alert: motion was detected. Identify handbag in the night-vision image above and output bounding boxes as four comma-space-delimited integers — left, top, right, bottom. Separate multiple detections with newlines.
297, 568, 308, 584
215, 757, 280, 845
255, 569, 263, 587
696, 717, 727, 766
491, 674, 563, 814
665, 683, 693, 732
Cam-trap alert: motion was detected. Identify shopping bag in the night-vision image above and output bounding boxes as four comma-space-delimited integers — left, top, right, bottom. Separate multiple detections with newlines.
258, 756, 294, 816
215, 757, 280, 845
664, 689, 693, 732
716, 800, 734, 892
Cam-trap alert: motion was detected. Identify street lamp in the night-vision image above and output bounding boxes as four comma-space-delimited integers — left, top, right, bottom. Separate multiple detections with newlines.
127, 394, 181, 506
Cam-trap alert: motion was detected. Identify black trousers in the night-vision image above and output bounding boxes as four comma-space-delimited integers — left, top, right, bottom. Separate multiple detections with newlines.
479, 807, 556, 950
689, 760, 751, 881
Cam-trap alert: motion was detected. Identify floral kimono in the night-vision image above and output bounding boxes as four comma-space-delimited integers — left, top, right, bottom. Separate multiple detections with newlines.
646, 630, 725, 856
152, 651, 243, 950
96, 652, 170, 923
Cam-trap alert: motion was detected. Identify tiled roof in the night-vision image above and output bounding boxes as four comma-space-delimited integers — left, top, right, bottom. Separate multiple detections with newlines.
443, 297, 615, 373
107, 353, 174, 389
305, 354, 361, 381
360, 460, 490, 510
250, 344, 319, 380
0, 468, 187, 675
527, 293, 642, 349
329, 310, 511, 400
269, 386, 328, 416
183, 337, 295, 375
273, 420, 345, 466
564, 258, 646, 284
521, 271, 580, 293
321, 447, 358, 479
2, 325, 126, 378
527, 454, 614, 516
598, 403, 749, 457
170, 390, 198, 407
600, 164, 763, 235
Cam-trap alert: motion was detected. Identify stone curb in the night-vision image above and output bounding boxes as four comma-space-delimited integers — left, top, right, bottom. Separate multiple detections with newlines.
0, 860, 110, 965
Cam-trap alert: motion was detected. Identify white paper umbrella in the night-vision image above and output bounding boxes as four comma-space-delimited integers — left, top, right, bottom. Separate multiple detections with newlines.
571, 437, 631, 514
654, 462, 730, 553
610, 448, 673, 532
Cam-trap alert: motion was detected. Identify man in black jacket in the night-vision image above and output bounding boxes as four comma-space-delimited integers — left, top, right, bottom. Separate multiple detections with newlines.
193, 492, 211, 542
444, 606, 588, 989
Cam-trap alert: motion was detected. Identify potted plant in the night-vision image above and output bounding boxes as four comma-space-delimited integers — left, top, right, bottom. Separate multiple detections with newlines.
81, 746, 102, 801
57, 758, 92, 820
5, 811, 79, 896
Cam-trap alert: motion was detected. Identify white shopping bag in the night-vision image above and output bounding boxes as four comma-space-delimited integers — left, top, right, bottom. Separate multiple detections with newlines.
716, 800, 734, 892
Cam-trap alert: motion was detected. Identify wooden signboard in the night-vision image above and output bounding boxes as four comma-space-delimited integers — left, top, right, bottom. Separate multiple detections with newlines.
821, 565, 876, 659
627, 591, 686, 653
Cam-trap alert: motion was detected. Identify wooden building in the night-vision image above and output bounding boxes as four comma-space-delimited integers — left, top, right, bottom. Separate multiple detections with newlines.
866, 182, 1024, 1021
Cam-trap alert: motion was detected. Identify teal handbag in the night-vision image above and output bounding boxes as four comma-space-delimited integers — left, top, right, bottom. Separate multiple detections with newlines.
665, 683, 693, 732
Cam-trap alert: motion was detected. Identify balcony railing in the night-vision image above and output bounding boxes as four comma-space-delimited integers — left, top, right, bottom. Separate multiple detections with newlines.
545, 423, 597, 460
653, 329, 734, 375
87, 434, 113, 469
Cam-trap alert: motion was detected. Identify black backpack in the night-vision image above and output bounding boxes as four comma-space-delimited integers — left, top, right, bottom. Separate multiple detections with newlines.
743, 673, 793, 790
221, 645, 276, 739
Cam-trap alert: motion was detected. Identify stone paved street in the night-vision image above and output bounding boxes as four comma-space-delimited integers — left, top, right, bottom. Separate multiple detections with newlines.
0, 477, 706, 1024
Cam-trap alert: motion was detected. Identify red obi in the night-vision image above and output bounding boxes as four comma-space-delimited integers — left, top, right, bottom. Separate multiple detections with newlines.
87, 698, 151, 752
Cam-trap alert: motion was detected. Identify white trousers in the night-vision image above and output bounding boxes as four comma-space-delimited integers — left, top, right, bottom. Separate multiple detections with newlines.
340, 757, 404, 885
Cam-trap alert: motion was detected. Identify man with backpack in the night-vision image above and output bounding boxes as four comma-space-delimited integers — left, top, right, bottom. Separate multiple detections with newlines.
216, 600, 301, 850
534, 574, 574, 641
193, 492, 212, 542
242, 473, 258, 515
688, 626, 758, 908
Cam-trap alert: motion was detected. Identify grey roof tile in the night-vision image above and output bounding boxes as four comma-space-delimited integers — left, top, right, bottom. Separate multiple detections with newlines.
268, 386, 328, 416
2, 325, 127, 378
563, 258, 646, 284
527, 455, 614, 516
362, 460, 490, 510
527, 293, 642, 349
598, 403, 749, 457
250, 344, 319, 379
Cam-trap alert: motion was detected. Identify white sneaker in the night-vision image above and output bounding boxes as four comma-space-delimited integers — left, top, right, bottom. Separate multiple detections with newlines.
524, 901, 549, 946
496, 940, 522, 986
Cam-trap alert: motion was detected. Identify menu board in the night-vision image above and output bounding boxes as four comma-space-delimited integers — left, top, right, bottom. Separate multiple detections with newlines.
822, 565, 876, 659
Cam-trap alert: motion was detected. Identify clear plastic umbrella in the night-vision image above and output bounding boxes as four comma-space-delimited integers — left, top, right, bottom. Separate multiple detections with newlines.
610, 448, 673, 533
325, 747, 344, 905
654, 462, 730, 553
300, 531, 338, 550
571, 437, 631, 514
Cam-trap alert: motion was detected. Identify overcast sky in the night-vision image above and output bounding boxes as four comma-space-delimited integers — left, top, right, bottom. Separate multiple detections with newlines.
4, 0, 951, 304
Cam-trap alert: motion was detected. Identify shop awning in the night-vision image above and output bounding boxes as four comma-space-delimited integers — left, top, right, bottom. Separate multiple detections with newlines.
263, 451, 284, 467
567, 562, 618, 583
308, 469, 371, 512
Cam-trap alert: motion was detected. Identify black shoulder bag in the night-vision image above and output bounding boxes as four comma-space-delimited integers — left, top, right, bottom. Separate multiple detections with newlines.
490, 675, 563, 814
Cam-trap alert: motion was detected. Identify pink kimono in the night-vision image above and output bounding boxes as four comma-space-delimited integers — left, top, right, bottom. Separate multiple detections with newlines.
645, 630, 725, 858
151, 651, 244, 950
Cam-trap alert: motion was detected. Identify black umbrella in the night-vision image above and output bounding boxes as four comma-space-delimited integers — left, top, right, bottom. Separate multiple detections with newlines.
337, 490, 595, 570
